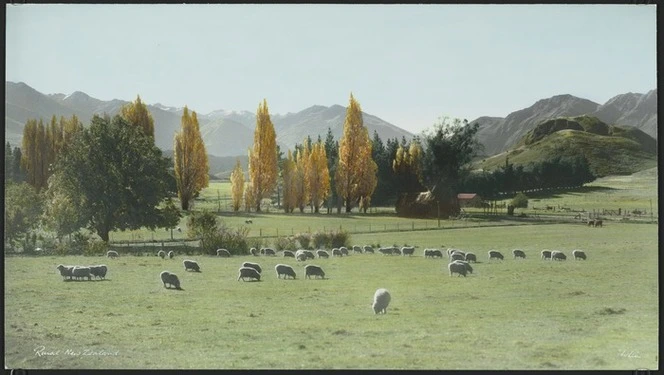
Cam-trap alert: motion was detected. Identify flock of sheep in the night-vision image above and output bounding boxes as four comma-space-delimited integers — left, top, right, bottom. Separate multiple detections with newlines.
56, 245, 587, 315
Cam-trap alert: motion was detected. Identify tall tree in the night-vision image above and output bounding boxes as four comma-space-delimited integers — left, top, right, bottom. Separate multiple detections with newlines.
121, 95, 155, 139
248, 99, 278, 212
356, 150, 378, 213
4, 182, 43, 250
323, 128, 339, 213
49, 114, 178, 242
294, 142, 311, 212
281, 150, 297, 213
308, 142, 330, 213
393, 138, 425, 194
173, 106, 209, 210
230, 158, 245, 212
11, 146, 25, 183
5, 142, 13, 182
21, 119, 49, 191
335, 93, 376, 212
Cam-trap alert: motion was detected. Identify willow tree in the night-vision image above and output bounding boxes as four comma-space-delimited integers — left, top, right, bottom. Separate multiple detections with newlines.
393, 139, 425, 194
121, 95, 155, 138
230, 158, 245, 212
248, 99, 278, 211
173, 106, 209, 210
335, 93, 376, 212
308, 142, 330, 213
281, 150, 297, 213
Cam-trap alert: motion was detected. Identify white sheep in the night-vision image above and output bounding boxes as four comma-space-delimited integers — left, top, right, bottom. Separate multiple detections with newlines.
450, 252, 465, 261
157, 250, 166, 259
296, 252, 307, 262
282, 250, 295, 258
551, 251, 567, 261
183, 259, 201, 272
237, 267, 261, 281
488, 250, 504, 260
304, 265, 325, 279
378, 247, 394, 256
465, 252, 477, 263
160, 271, 181, 289
242, 262, 262, 274
363, 245, 374, 254
89, 265, 108, 280
541, 250, 552, 260
275, 264, 296, 279
304, 250, 315, 260
106, 250, 119, 258
250, 248, 259, 256
72, 266, 92, 281
316, 250, 329, 259
512, 249, 526, 259
448, 262, 467, 277
572, 250, 587, 260
56, 264, 75, 280
331, 248, 342, 257
339, 247, 349, 256
216, 248, 231, 257
451, 260, 473, 274
352, 246, 363, 254
372, 288, 391, 314
168, 251, 174, 259
401, 246, 415, 256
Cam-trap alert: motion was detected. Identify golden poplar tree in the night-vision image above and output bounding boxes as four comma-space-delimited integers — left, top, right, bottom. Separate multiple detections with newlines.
356, 152, 378, 213
230, 158, 245, 212
62, 114, 83, 145
281, 150, 297, 213
307, 142, 330, 213
248, 99, 278, 211
335, 93, 376, 212
294, 143, 311, 212
244, 183, 254, 212
121, 95, 155, 138
173, 106, 209, 210
21, 119, 39, 189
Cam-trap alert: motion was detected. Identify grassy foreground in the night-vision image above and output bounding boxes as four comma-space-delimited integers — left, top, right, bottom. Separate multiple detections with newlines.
5, 222, 658, 370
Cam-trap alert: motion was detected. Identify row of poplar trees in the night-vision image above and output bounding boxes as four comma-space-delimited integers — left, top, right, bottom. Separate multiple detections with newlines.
231, 93, 378, 214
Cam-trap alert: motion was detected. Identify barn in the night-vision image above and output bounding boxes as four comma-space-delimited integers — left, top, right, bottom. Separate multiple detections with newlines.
457, 193, 483, 208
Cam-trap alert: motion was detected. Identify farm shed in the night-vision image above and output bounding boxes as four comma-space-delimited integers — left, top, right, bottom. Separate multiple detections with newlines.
457, 193, 483, 208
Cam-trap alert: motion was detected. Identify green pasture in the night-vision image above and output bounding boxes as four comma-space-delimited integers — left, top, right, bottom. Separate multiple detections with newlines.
5, 221, 658, 370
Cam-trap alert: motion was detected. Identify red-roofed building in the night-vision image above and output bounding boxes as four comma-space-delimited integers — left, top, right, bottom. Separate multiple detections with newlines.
457, 193, 482, 207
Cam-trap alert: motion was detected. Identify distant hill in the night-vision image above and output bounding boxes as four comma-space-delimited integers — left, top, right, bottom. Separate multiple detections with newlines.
162, 150, 248, 180
471, 90, 657, 156
477, 116, 657, 177
4, 81, 413, 157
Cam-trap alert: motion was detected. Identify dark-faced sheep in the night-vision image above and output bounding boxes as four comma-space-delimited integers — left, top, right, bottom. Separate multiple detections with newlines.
183, 259, 201, 272
316, 250, 329, 259
250, 248, 259, 256
572, 250, 587, 260
339, 247, 349, 256
363, 245, 374, 254
465, 252, 477, 263
283, 250, 295, 258
158, 250, 166, 259
304, 250, 315, 260
353, 246, 363, 254
305, 265, 325, 279
89, 265, 108, 280
275, 264, 296, 279
160, 271, 181, 289
512, 249, 526, 259
551, 251, 567, 261
332, 248, 342, 257
72, 266, 92, 281
401, 246, 415, 256
106, 250, 119, 258
216, 248, 231, 257
263, 248, 276, 256
448, 262, 467, 277
296, 252, 307, 262
56, 264, 74, 280
168, 251, 174, 259
451, 252, 465, 261
242, 262, 262, 274
372, 288, 391, 314
237, 267, 261, 281
541, 250, 552, 260
488, 250, 504, 260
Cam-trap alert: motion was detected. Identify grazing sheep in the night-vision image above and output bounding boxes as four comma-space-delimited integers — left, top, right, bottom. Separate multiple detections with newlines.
572, 250, 587, 260
183, 259, 201, 272
260, 248, 265, 255
316, 250, 329, 259
56, 264, 74, 280
242, 262, 262, 274
332, 248, 342, 257
304, 250, 315, 260
237, 267, 261, 281
160, 271, 181, 289
378, 247, 394, 256
448, 262, 467, 277
168, 251, 174, 259
594, 219, 603, 227
283, 250, 295, 258
423, 249, 433, 258
353, 246, 363, 254
512, 249, 526, 259
216, 248, 231, 257
106, 250, 119, 258
250, 248, 259, 256
304, 265, 326, 279
451, 252, 465, 261
587, 219, 595, 227
465, 252, 477, 263
89, 265, 108, 280
158, 250, 166, 259
363, 245, 374, 254
401, 246, 415, 256
488, 250, 504, 260
275, 264, 296, 279
452, 260, 473, 274
447, 248, 461, 258
263, 248, 276, 256
392, 247, 402, 255
245, 219, 253, 224
551, 251, 567, 261
541, 250, 552, 260
296, 252, 307, 262
372, 288, 391, 314
430, 249, 444, 258
340, 247, 349, 256
72, 266, 92, 281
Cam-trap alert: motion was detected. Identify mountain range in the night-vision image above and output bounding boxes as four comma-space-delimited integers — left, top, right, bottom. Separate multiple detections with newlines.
5, 81, 657, 161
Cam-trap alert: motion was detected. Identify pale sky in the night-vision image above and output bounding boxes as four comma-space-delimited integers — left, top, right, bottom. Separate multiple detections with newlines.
5, 4, 657, 134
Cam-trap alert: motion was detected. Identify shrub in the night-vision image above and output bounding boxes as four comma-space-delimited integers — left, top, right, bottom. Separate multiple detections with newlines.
511, 192, 529, 209
247, 237, 267, 251
200, 224, 250, 256
312, 231, 331, 249
294, 233, 312, 249
311, 230, 350, 249
275, 236, 298, 251
84, 239, 108, 256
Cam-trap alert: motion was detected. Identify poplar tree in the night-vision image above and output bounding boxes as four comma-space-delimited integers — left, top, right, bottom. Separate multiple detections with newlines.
294, 143, 310, 213
173, 106, 209, 210
335, 93, 376, 212
230, 158, 245, 212
121, 95, 155, 138
307, 142, 330, 213
281, 150, 297, 213
248, 99, 278, 212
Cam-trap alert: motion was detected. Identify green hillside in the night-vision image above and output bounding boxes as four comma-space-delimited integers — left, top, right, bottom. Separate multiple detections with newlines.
479, 116, 657, 177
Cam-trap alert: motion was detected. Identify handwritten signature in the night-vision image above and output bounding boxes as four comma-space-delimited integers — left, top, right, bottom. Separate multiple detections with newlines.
34, 345, 119, 357
618, 349, 642, 359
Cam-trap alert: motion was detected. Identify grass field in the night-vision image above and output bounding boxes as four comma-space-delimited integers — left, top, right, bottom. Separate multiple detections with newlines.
5, 221, 658, 370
